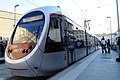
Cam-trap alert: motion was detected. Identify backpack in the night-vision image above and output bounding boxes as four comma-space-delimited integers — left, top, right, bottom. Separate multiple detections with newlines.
101, 40, 106, 46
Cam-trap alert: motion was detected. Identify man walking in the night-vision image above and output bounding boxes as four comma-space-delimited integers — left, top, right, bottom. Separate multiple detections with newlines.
101, 37, 107, 53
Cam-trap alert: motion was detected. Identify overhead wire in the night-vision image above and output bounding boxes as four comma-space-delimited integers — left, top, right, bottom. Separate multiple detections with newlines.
72, 0, 83, 12
23, 0, 83, 28
24, 0, 38, 7
71, 0, 86, 28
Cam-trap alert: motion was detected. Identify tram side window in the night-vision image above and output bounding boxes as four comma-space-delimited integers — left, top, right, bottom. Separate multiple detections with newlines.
76, 39, 84, 48
75, 30, 85, 48
51, 18, 59, 29
45, 18, 63, 53
61, 20, 69, 47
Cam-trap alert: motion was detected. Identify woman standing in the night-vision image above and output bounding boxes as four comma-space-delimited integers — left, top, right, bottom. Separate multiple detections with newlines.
107, 39, 111, 53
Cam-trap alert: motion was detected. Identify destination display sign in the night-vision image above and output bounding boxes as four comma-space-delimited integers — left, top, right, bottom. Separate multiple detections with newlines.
23, 15, 43, 22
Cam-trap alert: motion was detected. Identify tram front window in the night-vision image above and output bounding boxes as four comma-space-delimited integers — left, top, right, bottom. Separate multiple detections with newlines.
11, 11, 45, 44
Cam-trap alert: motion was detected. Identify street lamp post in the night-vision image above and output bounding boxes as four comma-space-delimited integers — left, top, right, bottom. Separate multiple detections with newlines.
84, 20, 91, 56
116, 0, 120, 32
106, 17, 112, 45
116, 0, 120, 62
14, 4, 19, 28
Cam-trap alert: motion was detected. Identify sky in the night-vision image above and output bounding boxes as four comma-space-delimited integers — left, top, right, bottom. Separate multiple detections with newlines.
0, 0, 120, 34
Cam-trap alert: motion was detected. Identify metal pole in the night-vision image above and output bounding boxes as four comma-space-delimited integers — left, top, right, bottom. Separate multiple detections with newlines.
116, 0, 120, 31
116, 0, 120, 61
110, 17, 112, 44
14, 4, 19, 28
107, 17, 112, 44
84, 20, 88, 56
14, 6, 16, 28
84, 20, 91, 56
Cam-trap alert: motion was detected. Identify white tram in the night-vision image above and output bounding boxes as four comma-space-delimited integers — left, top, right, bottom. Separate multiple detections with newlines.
5, 6, 99, 77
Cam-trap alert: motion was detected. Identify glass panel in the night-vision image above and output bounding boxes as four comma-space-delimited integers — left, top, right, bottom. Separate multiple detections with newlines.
48, 18, 61, 42
45, 17, 63, 53
11, 11, 45, 44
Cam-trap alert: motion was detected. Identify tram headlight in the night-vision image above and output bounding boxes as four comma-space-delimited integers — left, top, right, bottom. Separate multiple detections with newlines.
22, 49, 29, 53
8, 49, 12, 53
22, 49, 26, 53
26, 49, 29, 53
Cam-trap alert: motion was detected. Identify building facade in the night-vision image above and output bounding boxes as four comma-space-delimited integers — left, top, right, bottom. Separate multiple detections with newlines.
0, 10, 22, 41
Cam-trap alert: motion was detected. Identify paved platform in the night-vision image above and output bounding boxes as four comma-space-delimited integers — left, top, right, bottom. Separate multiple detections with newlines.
49, 49, 120, 80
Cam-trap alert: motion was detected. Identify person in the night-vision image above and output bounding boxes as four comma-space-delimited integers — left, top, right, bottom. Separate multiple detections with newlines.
107, 39, 111, 53
101, 37, 107, 53
0, 43, 5, 57
116, 35, 120, 62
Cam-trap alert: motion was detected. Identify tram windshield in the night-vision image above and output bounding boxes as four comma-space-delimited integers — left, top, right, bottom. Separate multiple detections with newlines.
11, 11, 45, 44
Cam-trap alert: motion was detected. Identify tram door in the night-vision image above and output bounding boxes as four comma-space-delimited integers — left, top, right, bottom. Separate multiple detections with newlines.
61, 19, 76, 65
68, 35, 76, 65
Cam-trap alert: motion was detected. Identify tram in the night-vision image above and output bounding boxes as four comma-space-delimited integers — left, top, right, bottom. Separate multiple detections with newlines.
5, 6, 99, 77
